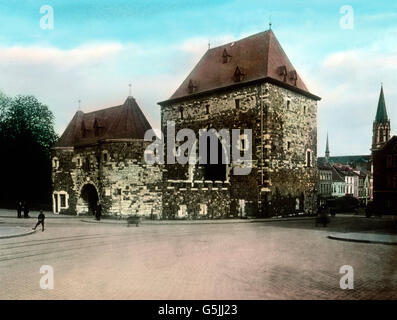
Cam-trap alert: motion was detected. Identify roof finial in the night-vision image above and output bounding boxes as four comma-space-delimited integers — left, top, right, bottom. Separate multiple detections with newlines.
208, 40, 211, 50
78, 99, 81, 111
325, 132, 330, 159
269, 14, 272, 30
128, 83, 132, 97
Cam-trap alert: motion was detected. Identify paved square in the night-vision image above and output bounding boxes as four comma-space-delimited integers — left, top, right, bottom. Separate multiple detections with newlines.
0, 215, 396, 299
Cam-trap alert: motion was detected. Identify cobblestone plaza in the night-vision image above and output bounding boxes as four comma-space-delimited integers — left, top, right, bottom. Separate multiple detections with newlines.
0, 213, 396, 299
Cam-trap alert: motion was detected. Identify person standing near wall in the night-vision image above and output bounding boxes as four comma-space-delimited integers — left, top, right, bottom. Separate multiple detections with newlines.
17, 201, 23, 218
95, 202, 102, 221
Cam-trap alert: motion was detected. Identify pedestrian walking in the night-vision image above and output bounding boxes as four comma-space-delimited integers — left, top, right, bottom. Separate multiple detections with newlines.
33, 211, 45, 232
23, 201, 30, 218
17, 201, 23, 218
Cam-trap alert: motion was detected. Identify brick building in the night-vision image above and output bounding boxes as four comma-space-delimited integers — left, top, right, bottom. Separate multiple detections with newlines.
158, 29, 321, 218
373, 136, 397, 214
371, 85, 396, 214
51, 96, 162, 217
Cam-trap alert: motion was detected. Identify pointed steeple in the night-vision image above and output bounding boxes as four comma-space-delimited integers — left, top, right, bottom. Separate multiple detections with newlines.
325, 133, 330, 159
372, 84, 391, 152
375, 84, 388, 123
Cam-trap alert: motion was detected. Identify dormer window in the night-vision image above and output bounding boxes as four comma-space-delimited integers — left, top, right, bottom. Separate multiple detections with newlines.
81, 121, 88, 138
289, 70, 298, 86
233, 66, 245, 82
188, 79, 197, 94
205, 104, 210, 114
277, 65, 287, 82
222, 49, 232, 64
180, 108, 184, 119
94, 118, 104, 137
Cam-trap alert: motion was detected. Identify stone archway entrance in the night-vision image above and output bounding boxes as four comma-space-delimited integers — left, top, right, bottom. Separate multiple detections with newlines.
80, 183, 99, 216
203, 131, 227, 181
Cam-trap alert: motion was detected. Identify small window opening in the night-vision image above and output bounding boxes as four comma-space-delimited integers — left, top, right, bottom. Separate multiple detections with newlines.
235, 99, 240, 109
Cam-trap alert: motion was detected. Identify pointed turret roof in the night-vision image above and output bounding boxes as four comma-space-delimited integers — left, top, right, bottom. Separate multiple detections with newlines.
325, 133, 330, 158
375, 85, 388, 123
159, 30, 320, 105
56, 96, 152, 147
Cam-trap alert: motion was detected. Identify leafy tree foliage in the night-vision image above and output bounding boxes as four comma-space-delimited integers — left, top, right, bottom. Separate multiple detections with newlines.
0, 93, 58, 209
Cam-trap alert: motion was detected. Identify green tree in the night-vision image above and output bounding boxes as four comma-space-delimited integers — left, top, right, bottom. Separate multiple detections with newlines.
0, 94, 58, 209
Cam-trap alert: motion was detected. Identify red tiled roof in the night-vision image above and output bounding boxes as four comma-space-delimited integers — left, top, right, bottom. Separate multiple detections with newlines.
56, 96, 152, 147
161, 30, 319, 104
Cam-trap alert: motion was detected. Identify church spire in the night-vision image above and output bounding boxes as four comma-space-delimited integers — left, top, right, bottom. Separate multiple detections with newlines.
325, 133, 330, 159
372, 84, 391, 152
375, 84, 388, 123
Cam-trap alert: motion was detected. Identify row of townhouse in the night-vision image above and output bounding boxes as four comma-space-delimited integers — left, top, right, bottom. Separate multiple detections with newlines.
318, 162, 370, 205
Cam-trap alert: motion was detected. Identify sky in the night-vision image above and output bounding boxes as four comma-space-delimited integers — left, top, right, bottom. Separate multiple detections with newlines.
0, 0, 396, 156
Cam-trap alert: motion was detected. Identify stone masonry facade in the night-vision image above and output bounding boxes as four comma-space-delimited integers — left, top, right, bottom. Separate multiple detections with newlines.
160, 81, 318, 218
52, 141, 162, 217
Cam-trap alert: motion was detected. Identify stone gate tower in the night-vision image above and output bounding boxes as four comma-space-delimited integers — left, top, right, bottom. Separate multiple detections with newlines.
158, 29, 321, 218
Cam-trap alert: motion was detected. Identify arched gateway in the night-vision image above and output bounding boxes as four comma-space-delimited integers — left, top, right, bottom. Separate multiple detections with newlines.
78, 183, 99, 216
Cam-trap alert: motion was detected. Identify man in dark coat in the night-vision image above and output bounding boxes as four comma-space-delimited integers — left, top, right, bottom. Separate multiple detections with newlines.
96, 202, 102, 221
33, 211, 45, 232
23, 201, 30, 218
17, 201, 23, 218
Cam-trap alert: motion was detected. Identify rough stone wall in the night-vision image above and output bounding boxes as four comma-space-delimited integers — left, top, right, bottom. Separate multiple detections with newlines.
161, 81, 318, 217
161, 84, 261, 218
52, 140, 162, 217
264, 83, 318, 214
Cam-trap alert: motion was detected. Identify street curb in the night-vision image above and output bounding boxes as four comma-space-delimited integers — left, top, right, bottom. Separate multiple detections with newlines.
0, 228, 37, 239
80, 216, 317, 226
0, 215, 79, 220
328, 233, 397, 245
